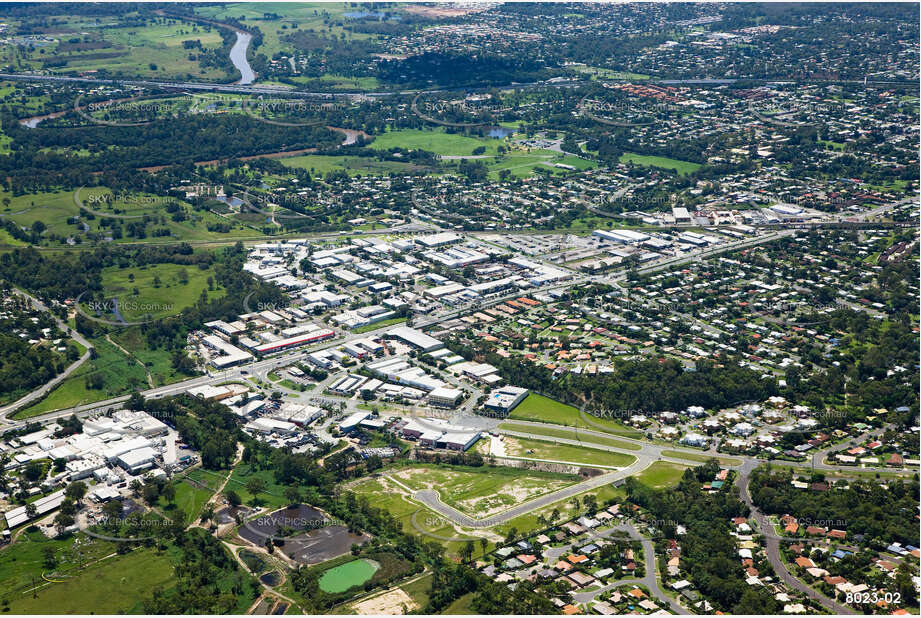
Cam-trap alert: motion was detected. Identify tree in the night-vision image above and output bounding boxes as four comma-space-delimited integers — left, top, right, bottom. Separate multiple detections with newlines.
142, 483, 161, 505
461, 540, 474, 562
41, 546, 56, 569
225, 490, 242, 507
200, 504, 215, 525
246, 477, 266, 503
479, 537, 488, 558
284, 486, 302, 506
65, 481, 87, 504
23, 460, 43, 482
503, 527, 517, 545
161, 482, 176, 505
53, 511, 75, 536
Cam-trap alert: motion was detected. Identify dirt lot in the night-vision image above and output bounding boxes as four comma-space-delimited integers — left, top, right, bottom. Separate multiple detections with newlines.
351, 588, 419, 615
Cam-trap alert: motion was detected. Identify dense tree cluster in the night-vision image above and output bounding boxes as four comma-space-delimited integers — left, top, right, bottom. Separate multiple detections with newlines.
450, 336, 777, 414
627, 467, 777, 614
750, 467, 920, 546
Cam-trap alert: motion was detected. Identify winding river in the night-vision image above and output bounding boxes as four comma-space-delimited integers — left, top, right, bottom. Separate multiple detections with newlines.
229, 30, 255, 85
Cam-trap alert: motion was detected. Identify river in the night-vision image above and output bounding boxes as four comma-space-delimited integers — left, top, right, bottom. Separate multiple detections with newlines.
229, 30, 255, 85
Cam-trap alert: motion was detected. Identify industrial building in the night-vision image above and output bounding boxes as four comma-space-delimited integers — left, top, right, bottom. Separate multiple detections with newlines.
485, 386, 530, 415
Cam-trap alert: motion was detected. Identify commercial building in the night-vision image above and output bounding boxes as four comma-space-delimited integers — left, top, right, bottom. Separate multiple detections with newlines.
385, 326, 445, 353
202, 334, 252, 368
251, 328, 335, 354
428, 386, 465, 408
484, 386, 529, 415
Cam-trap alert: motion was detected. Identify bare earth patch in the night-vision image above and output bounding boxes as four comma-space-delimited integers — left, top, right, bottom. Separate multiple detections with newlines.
352, 588, 418, 615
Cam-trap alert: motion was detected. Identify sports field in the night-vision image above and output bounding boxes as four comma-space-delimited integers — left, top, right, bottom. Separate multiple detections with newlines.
369, 129, 507, 157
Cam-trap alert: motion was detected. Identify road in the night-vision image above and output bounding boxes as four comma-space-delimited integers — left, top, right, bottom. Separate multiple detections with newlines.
737, 462, 855, 615
0, 288, 94, 419
409, 454, 654, 528
569, 524, 689, 615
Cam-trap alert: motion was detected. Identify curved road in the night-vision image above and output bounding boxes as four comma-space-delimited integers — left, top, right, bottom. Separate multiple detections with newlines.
737, 462, 855, 615
570, 523, 689, 615
407, 454, 654, 528
0, 289, 93, 419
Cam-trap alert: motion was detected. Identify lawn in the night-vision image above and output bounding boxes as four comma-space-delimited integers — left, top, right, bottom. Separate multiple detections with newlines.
368, 128, 507, 157
500, 435, 636, 469
3, 187, 256, 246
508, 392, 581, 423
661, 450, 741, 467
508, 393, 642, 438
400, 573, 433, 609
635, 461, 689, 489
499, 421, 642, 452
442, 592, 476, 614
90, 262, 225, 322
109, 327, 201, 387
3, 537, 176, 614
159, 476, 217, 525
225, 462, 290, 508
619, 152, 701, 175
352, 316, 406, 334
281, 154, 420, 176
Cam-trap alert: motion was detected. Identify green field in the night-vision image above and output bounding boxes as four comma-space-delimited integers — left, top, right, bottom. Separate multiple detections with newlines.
159, 474, 218, 525
502, 435, 636, 468
1, 187, 257, 246
14, 336, 150, 419
318, 558, 378, 593
1, 16, 231, 81
0, 531, 176, 615
399, 573, 433, 609
225, 462, 290, 508
661, 450, 741, 467
635, 461, 689, 489
442, 592, 476, 614
351, 317, 407, 334
390, 464, 578, 519
508, 394, 641, 438
500, 420, 642, 452
619, 152, 701, 175
369, 129, 508, 157
91, 262, 225, 322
